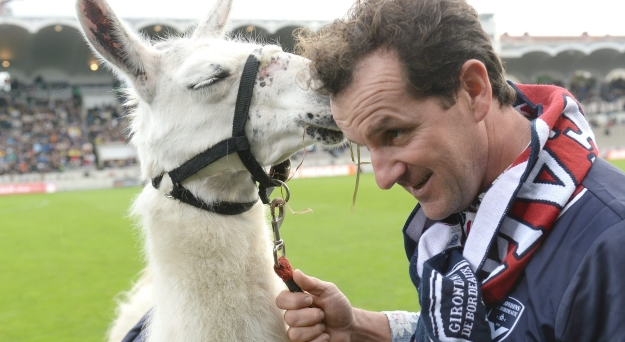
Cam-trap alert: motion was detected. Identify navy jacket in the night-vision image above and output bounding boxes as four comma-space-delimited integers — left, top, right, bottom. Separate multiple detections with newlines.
511, 158, 625, 341
404, 158, 625, 342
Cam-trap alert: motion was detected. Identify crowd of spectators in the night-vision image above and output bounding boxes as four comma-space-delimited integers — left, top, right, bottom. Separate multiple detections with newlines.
600, 78, 625, 102
538, 75, 625, 105
2, 75, 623, 177
0, 80, 134, 176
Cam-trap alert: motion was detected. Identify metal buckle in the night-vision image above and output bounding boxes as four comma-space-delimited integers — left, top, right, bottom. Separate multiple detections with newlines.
273, 180, 290, 203
271, 198, 286, 268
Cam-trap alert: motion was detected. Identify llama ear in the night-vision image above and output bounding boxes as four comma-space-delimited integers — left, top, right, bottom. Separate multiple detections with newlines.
76, 0, 157, 100
192, 0, 233, 40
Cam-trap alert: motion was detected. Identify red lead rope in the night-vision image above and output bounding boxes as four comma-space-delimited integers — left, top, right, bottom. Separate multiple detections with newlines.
274, 256, 303, 292
271, 198, 303, 293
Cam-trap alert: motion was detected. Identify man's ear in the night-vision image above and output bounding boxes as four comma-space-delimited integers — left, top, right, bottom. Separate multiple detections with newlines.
76, 0, 159, 102
458, 59, 492, 122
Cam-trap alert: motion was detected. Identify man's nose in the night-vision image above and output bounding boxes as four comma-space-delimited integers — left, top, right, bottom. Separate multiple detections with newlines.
370, 149, 403, 190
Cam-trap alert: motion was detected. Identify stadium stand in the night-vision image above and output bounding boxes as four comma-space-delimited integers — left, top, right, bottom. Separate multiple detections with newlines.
0, 81, 135, 176
592, 112, 625, 150
0, 13, 623, 192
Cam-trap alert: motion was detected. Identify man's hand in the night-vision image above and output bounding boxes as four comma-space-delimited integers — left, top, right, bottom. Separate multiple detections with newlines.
276, 270, 354, 342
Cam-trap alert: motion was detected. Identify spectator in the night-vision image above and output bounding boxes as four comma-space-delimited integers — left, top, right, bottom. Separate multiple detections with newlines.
0, 81, 134, 175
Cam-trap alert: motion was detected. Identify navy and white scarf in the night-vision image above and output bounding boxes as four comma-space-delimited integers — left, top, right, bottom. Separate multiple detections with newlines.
405, 83, 598, 341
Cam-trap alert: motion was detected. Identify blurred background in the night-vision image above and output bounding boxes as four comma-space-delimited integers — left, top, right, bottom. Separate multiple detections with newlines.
1, 0, 624, 181
1, 0, 624, 341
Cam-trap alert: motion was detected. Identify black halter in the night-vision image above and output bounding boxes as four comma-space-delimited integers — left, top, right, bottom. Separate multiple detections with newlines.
151, 54, 286, 215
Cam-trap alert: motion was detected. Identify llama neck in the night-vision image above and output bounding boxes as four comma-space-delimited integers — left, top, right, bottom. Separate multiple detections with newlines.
135, 185, 289, 342
174, 169, 261, 206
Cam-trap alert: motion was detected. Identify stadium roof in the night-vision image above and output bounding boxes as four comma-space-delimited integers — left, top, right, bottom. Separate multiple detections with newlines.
0, 16, 330, 83
0, 15, 623, 86
500, 33, 625, 58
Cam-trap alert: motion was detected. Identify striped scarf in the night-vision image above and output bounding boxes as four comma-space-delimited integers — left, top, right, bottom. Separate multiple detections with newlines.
405, 84, 598, 341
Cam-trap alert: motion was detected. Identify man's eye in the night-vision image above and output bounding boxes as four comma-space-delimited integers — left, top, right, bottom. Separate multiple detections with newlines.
388, 130, 402, 139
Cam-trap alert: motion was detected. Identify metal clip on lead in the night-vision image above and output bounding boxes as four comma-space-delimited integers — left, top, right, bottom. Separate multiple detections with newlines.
270, 196, 303, 293
271, 198, 286, 268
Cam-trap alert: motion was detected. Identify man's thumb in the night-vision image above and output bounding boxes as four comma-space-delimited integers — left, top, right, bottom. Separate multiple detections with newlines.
292, 269, 328, 297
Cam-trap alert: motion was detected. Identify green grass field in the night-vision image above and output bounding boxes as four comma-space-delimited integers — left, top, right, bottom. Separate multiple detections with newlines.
0, 173, 418, 342
611, 159, 625, 171
2, 160, 625, 342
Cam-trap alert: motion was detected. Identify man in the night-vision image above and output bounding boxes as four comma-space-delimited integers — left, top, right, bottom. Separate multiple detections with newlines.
276, 0, 625, 341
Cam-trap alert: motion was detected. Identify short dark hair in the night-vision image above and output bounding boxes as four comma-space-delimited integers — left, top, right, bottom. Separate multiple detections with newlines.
296, 0, 516, 108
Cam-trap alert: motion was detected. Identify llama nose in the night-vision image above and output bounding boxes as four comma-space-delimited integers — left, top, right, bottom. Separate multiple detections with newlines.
317, 96, 331, 107
305, 112, 339, 128
326, 115, 340, 129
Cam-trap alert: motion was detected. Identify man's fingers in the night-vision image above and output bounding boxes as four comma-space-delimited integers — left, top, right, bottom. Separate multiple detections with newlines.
287, 323, 327, 342
276, 289, 314, 310
276, 270, 331, 311
309, 333, 330, 342
292, 270, 330, 297
284, 307, 325, 327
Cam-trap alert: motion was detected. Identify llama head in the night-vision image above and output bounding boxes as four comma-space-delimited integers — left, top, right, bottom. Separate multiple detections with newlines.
76, 0, 344, 186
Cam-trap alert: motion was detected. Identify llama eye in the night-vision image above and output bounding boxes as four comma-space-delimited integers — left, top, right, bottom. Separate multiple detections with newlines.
189, 70, 230, 90
190, 78, 220, 90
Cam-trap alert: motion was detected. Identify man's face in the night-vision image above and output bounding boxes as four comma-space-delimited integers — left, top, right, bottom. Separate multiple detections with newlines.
331, 50, 489, 220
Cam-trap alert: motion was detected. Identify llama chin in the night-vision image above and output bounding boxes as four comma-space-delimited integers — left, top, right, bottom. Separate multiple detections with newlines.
75, 0, 344, 341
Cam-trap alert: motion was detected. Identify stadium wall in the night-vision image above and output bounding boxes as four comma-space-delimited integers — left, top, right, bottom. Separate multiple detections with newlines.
0, 167, 141, 195
0, 151, 374, 195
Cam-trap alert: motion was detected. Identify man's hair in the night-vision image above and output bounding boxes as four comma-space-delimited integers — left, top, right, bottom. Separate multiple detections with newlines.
295, 0, 516, 108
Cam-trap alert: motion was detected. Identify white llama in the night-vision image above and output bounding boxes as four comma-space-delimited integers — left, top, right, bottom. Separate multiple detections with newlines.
75, 0, 344, 341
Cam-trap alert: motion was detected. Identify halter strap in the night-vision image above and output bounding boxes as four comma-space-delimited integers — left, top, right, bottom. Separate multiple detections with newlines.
232, 55, 281, 202
151, 54, 281, 215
